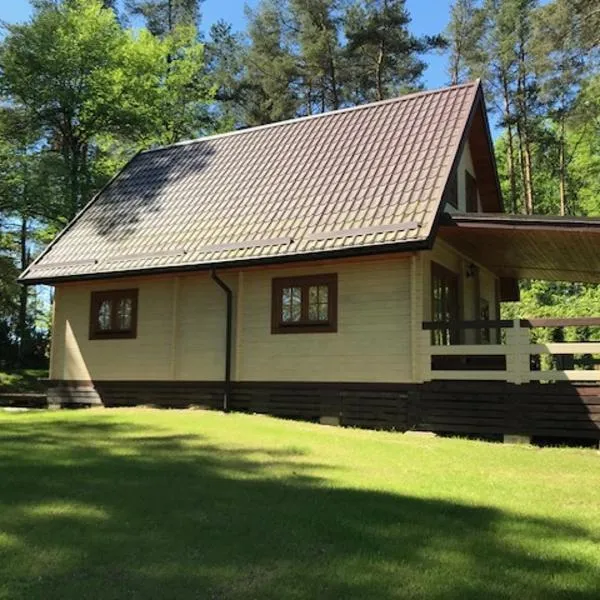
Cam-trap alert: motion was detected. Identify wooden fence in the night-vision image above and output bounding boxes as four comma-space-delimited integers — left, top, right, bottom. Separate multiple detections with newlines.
422, 318, 600, 384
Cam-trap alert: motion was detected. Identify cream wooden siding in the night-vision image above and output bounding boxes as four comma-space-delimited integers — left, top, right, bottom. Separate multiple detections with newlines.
51, 273, 236, 381
52, 248, 502, 385
52, 278, 174, 380
422, 239, 499, 322
175, 273, 237, 380
237, 257, 413, 383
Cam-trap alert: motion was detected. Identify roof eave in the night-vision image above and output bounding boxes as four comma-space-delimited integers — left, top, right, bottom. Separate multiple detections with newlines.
19, 238, 432, 286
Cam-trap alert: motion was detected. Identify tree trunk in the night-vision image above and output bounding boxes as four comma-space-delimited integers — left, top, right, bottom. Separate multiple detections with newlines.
323, 26, 339, 110
558, 116, 567, 215
70, 146, 81, 220
375, 40, 385, 102
328, 54, 339, 110
500, 75, 518, 213
515, 118, 526, 211
522, 134, 534, 214
17, 216, 28, 368
506, 124, 518, 213
517, 42, 534, 215
63, 130, 82, 221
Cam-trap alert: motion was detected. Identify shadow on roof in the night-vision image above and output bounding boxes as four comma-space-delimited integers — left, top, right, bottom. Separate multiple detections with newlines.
90, 142, 216, 240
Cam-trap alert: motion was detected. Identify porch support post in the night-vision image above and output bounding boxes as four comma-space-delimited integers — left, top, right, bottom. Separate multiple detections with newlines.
169, 276, 181, 380
410, 254, 425, 383
420, 330, 433, 382
506, 319, 530, 384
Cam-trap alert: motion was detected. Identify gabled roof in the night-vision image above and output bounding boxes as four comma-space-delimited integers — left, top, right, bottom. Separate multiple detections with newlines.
21, 81, 492, 284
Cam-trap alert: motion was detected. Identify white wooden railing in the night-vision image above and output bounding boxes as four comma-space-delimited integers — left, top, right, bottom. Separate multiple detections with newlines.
421, 318, 600, 384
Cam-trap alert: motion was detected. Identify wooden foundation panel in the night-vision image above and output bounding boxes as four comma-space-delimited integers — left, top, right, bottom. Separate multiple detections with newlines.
46, 379, 600, 439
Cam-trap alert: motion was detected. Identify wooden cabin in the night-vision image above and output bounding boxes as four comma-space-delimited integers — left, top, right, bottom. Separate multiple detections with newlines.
20, 81, 600, 442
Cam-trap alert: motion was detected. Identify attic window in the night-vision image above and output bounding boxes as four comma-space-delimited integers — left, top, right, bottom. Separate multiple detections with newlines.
446, 171, 458, 208
89, 289, 138, 340
466, 171, 478, 212
271, 274, 337, 334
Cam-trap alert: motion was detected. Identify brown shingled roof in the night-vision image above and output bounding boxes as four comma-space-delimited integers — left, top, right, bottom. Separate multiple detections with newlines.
21, 81, 486, 284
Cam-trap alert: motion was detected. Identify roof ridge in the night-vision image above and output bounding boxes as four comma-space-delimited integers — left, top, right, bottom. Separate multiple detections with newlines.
141, 80, 480, 155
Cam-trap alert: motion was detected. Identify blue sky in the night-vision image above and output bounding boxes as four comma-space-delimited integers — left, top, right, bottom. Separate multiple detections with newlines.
0, 0, 451, 89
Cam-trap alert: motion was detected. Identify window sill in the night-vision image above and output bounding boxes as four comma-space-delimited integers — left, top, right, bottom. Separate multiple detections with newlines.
89, 331, 137, 340
271, 324, 337, 334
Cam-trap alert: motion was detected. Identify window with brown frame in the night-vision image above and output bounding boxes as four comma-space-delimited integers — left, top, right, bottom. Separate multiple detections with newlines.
465, 170, 478, 212
445, 170, 458, 208
431, 262, 460, 345
271, 274, 338, 334
89, 289, 138, 340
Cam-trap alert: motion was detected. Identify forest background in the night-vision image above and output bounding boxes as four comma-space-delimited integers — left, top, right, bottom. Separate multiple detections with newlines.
0, 0, 598, 370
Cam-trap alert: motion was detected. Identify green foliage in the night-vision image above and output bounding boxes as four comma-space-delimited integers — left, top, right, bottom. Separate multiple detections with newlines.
290, 0, 345, 112
446, 0, 486, 84
231, 0, 445, 124
125, 0, 202, 37
345, 0, 446, 102
242, 1, 300, 125
0, 0, 213, 369
205, 20, 249, 128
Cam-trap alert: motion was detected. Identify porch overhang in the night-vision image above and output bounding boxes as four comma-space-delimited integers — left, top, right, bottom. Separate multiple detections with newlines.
438, 213, 600, 284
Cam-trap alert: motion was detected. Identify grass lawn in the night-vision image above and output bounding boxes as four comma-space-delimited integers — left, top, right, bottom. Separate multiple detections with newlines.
0, 409, 598, 600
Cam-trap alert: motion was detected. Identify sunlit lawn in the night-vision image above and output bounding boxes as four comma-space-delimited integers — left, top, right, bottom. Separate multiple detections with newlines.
0, 408, 599, 599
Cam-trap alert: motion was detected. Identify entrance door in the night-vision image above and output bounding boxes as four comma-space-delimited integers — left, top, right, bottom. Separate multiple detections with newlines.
431, 262, 460, 345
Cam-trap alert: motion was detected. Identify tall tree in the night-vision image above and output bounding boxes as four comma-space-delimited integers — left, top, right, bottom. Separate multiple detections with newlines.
290, 0, 346, 113
1, 0, 139, 220
205, 20, 250, 129
345, 0, 446, 102
243, 1, 299, 125
446, 0, 485, 85
511, 0, 537, 214
0, 0, 212, 220
447, 0, 540, 213
125, 0, 202, 37
533, 0, 592, 215
0, 109, 60, 365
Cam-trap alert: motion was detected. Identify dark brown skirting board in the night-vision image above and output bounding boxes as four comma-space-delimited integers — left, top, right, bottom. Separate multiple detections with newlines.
0, 393, 47, 409
46, 380, 600, 440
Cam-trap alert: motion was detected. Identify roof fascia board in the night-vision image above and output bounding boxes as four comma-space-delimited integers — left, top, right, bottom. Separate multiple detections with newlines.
423, 81, 484, 247
22, 239, 430, 286
443, 213, 600, 231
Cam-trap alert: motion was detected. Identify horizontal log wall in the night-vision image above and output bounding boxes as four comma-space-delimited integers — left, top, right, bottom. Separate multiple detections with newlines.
46, 380, 600, 440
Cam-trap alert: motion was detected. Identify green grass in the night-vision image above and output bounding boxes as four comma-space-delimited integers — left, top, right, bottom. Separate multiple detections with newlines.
0, 369, 48, 393
0, 409, 598, 600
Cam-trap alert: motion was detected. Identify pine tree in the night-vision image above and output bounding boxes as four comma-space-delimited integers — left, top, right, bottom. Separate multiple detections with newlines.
243, 1, 300, 125
125, 0, 202, 37
206, 20, 248, 128
290, 0, 346, 113
533, 0, 592, 215
344, 0, 446, 102
446, 0, 485, 85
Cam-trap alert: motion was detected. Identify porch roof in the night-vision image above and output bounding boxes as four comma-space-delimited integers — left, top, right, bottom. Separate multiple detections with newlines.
439, 213, 600, 283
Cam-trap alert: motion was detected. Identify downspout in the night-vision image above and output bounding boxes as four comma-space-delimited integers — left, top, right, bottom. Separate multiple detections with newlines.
211, 269, 232, 413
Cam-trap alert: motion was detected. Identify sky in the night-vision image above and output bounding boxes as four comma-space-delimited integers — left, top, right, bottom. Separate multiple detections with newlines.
0, 0, 451, 90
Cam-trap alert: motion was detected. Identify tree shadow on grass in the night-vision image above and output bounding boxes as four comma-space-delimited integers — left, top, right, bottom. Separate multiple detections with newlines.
0, 417, 598, 600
